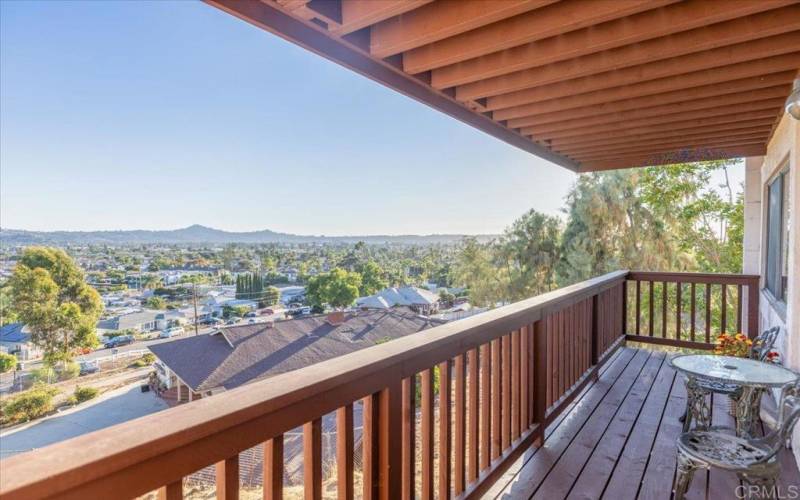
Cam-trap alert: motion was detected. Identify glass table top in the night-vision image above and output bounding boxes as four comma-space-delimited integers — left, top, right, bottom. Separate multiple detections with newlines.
671, 354, 798, 387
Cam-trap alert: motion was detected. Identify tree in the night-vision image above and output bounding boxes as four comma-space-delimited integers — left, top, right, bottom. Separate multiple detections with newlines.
306, 268, 362, 309
8, 247, 103, 365
141, 274, 162, 290
497, 209, 562, 301
0, 352, 16, 373
145, 296, 167, 310
452, 237, 507, 307
0, 286, 18, 326
356, 261, 387, 296
258, 286, 281, 308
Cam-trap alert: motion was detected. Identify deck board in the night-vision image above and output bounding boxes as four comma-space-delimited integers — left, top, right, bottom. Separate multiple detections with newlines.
490, 347, 800, 500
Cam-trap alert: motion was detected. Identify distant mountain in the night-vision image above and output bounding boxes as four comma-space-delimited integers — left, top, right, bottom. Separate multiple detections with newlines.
0, 225, 492, 246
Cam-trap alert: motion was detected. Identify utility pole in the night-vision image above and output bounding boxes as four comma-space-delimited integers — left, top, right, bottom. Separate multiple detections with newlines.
193, 282, 199, 336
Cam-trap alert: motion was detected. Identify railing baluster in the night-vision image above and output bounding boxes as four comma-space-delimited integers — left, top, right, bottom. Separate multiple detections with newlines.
621, 280, 628, 335
736, 284, 743, 334
216, 456, 239, 500
520, 327, 529, 433
421, 369, 434, 500
158, 479, 182, 500
705, 283, 712, 342
546, 315, 553, 408
378, 381, 402, 499
467, 348, 479, 483
438, 360, 452, 500
337, 405, 354, 500
635, 279, 641, 335
490, 339, 501, 460
479, 344, 491, 471
363, 395, 378, 500
648, 281, 654, 337
263, 437, 283, 500
661, 282, 668, 338
454, 354, 466, 495
690, 283, 696, 342
533, 319, 547, 447
303, 419, 321, 500
501, 335, 511, 451
401, 378, 415, 500
676, 282, 682, 340
511, 329, 521, 442
721, 283, 728, 333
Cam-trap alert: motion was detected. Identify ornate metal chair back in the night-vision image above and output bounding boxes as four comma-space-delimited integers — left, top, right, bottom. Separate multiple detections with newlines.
758, 380, 800, 461
750, 326, 780, 361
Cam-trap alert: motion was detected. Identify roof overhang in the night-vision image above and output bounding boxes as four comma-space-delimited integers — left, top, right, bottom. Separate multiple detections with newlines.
206, 0, 800, 172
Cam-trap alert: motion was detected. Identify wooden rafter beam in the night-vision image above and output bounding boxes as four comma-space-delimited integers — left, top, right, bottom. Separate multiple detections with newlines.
558, 128, 775, 157
523, 98, 786, 140
577, 145, 767, 172
369, 0, 556, 58
455, 9, 800, 100
546, 118, 777, 150
401, 0, 676, 74
507, 84, 792, 130
569, 137, 770, 162
205, 0, 579, 171
431, 0, 796, 89
472, 31, 800, 103
331, 0, 433, 36
491, 52, 800, 119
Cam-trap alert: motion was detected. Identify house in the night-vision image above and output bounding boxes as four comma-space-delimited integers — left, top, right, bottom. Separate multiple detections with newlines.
96, 309, 185, 334
148, 309, 445, 399
0, 323, 42, 361
356, 286, 440, 314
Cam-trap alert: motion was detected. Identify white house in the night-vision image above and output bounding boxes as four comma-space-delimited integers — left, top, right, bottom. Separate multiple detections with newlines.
356, 286, 440, 314
0, 323, 43, 361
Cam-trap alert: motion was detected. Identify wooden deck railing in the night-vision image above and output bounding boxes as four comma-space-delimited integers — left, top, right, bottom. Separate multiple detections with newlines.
624, 271, 760, 350
0, 270, 757, 499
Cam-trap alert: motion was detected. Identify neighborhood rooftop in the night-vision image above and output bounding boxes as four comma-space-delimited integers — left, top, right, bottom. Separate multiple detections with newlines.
148, 309, 444, 393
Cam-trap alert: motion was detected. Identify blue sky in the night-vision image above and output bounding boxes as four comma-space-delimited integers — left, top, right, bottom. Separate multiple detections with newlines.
0, 1, 742, 236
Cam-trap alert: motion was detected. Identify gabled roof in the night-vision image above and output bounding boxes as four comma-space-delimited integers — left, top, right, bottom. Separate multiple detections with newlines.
357, 286, 439, 308
206, 0, 799, 171
0, 323, 31, 343
149, 309, 445, 392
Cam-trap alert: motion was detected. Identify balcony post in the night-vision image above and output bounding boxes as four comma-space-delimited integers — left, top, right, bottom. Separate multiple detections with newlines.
532, 319, 547, 447
747, 277, 760, 339
378, 380, 402, 500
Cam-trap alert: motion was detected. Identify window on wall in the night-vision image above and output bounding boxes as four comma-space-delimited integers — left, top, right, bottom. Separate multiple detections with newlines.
764, 166, 790, 305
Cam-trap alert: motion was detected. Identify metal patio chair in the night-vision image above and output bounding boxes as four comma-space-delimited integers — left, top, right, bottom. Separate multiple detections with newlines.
673, 379, 800, 500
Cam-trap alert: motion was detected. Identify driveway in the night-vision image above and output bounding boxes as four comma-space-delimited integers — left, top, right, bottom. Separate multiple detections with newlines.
0, 381, 169, 459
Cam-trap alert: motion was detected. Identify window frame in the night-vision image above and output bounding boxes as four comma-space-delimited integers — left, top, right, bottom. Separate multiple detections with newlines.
763, 162, 790, 316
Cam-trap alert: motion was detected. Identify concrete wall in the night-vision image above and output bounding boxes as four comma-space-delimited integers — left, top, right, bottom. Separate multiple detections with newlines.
744, 111, 799, 462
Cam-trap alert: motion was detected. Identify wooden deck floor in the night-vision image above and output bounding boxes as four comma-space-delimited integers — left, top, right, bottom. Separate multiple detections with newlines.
486, 347, 800, 500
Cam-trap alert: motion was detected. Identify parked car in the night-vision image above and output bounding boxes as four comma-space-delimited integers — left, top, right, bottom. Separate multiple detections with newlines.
104, 335, 135, 349
225, 318, 240, 325
209, 318, 223, 325
259, 308, 275, 315
244, 311, 257, 318
159, 326, 183, 339
79, 360, 99, 375
247, 318, 256, 324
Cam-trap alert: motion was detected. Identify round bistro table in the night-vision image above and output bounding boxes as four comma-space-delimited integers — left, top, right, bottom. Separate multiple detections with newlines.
670, 354, 798, 437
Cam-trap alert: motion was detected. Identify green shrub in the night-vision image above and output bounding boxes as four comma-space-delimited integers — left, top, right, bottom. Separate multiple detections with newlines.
0, 352, 17, 373
141, 353, 155, 364
73, 386, 99, 403
57, 362, 80, 381
1, 384, 59, 424
30, 366, 56, 384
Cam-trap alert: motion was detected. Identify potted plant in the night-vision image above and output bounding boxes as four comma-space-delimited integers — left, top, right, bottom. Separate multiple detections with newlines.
713, 333, 752, 358
713, 333, 753, 414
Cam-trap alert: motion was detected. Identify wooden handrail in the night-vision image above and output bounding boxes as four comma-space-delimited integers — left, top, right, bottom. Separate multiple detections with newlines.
624, 271, 760, 348
0, 270, 628, 499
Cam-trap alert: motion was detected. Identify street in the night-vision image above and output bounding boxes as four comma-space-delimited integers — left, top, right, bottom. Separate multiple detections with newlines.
0, 381, 169, 459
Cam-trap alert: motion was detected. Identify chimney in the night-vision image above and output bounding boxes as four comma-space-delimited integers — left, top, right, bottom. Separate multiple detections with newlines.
326, 311, 346, 326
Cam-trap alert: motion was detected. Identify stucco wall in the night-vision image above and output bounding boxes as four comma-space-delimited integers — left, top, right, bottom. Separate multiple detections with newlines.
745, 111, 799, 464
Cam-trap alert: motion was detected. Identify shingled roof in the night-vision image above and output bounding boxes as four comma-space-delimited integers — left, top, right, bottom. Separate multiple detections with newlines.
149, 309, 445, 393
